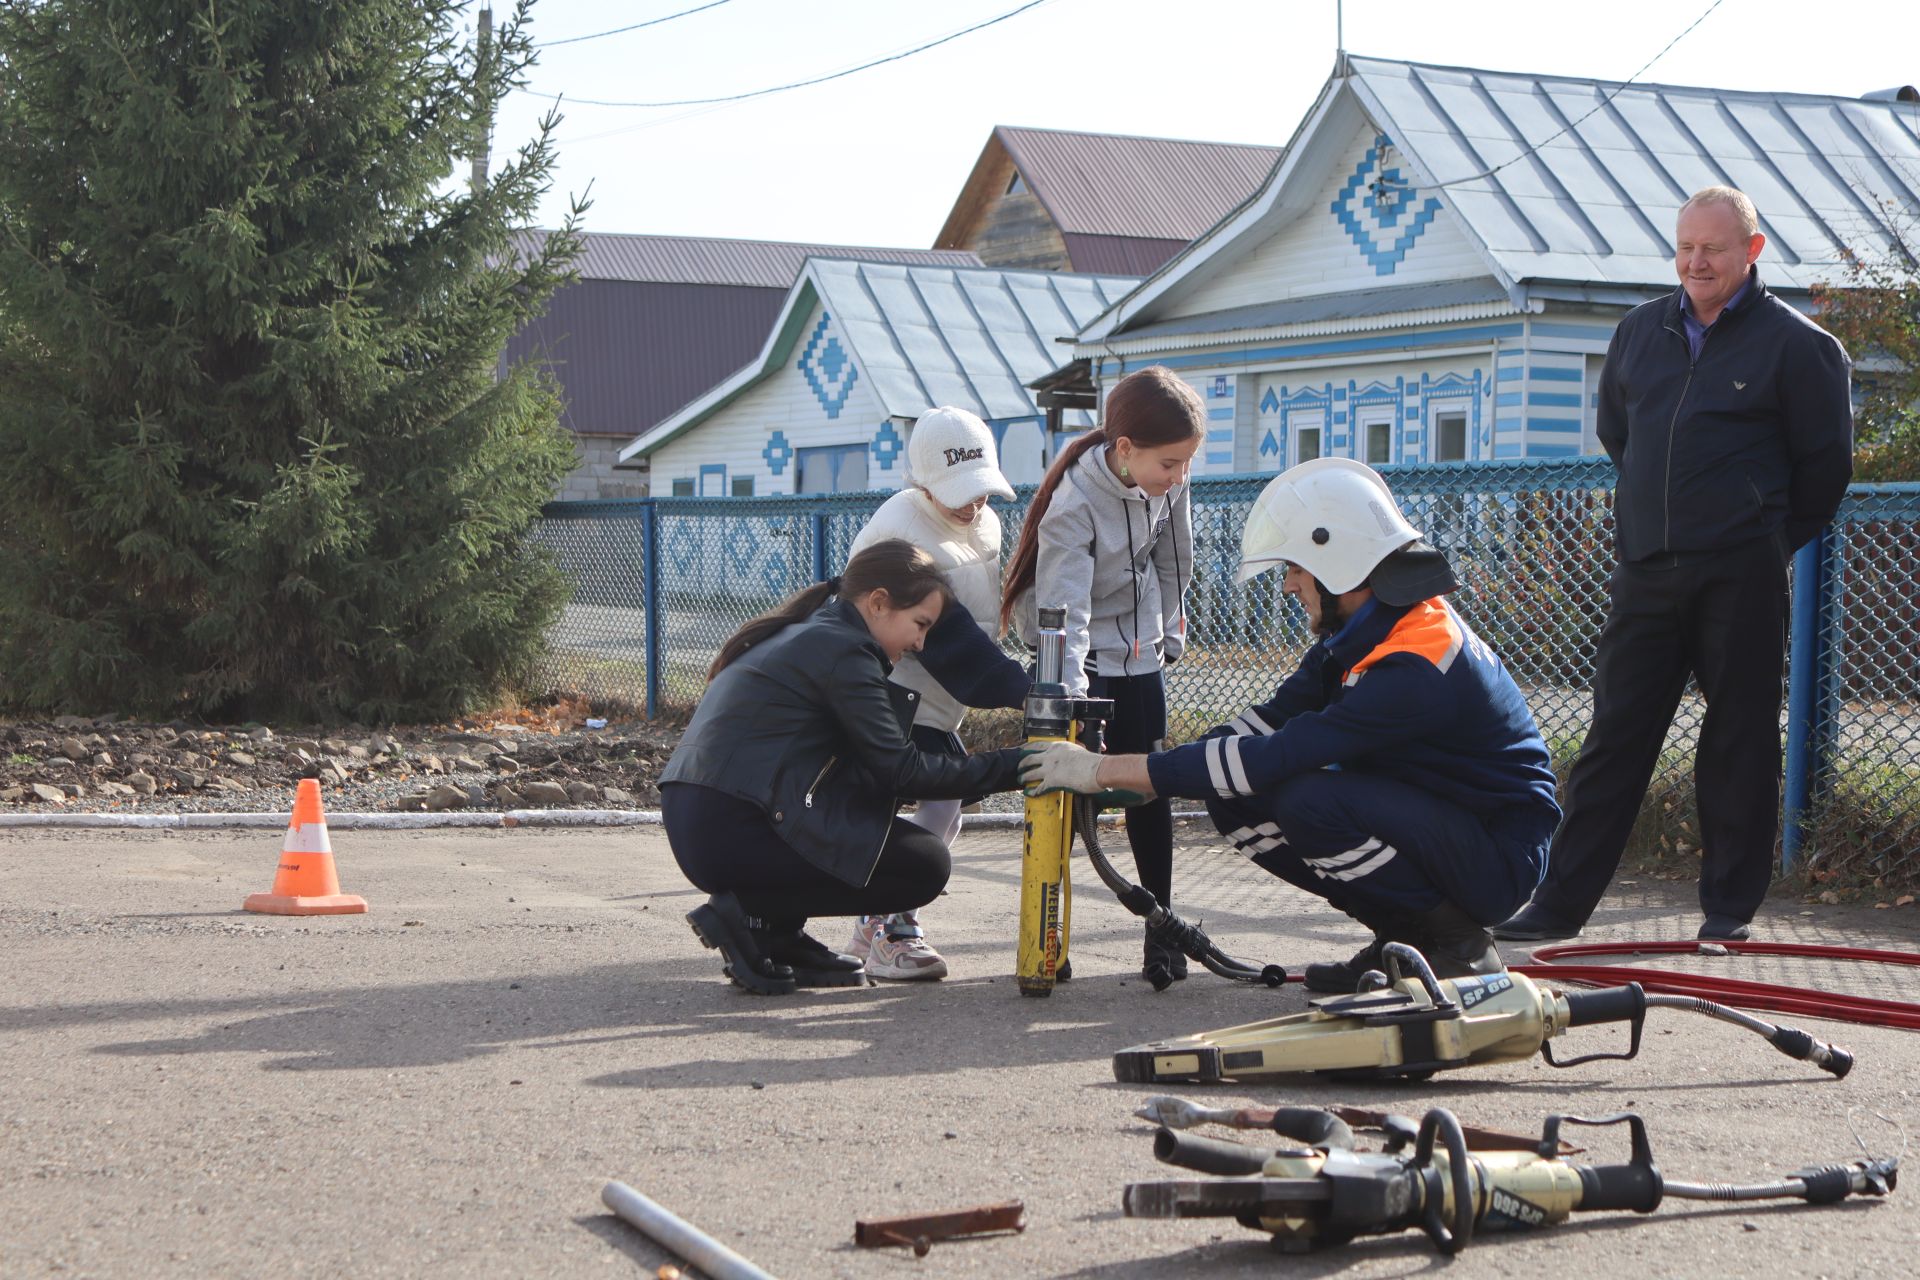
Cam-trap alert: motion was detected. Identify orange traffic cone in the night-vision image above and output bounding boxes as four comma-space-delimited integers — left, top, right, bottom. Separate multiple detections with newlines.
243, 778, 368, 915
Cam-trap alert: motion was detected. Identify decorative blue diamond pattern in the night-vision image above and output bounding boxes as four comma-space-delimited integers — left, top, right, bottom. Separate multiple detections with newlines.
1259, 386, 1281, 414
664, 520, 696, 575
797, 312, 858, 419
1331, 135, 1444, 276
871, 420, 902, 470
1260, 429, 1280, 458
762, 429, 793, 475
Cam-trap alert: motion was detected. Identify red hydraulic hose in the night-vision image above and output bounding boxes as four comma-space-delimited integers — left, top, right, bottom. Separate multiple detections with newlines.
1514, 940, 1920, 1031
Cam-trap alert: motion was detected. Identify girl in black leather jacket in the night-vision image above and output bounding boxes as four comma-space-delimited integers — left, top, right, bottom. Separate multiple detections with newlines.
662, 539, 1021, 994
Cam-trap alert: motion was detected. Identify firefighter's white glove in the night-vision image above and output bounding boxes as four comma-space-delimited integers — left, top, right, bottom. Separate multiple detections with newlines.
1019, 741, 1108, 796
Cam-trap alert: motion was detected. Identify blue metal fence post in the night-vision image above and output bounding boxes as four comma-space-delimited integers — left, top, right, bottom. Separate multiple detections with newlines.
811, 512, 829, 584
1781, 525, 1829, 873
643, 501, 662, 720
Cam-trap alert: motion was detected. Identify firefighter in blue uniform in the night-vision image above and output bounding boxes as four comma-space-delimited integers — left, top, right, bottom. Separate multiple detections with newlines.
1020, 458, 1562, 991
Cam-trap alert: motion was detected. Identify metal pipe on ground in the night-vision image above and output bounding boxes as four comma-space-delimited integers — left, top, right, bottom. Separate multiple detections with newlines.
601, 1181, 780, 1280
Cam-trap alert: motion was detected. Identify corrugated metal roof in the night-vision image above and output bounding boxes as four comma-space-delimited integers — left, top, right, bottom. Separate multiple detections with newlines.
998, 126, 1282, 240
1059, 233, 1192, 276
806, 261, 1136, 423
515, 230, 981, 286
502, 280, 793, 438
1347, 55, 1920, 290
625, 261, 1139, 458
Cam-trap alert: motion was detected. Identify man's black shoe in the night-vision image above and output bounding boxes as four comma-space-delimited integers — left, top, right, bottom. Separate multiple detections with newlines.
1489, 902, 1584, 942
1697, 914, 1751, 942
767, 928, 869, 987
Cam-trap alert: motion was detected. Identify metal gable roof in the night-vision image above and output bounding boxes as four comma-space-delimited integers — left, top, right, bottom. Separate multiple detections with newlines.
1075, 56, 1920, 345
621, 261, 1138, 460
1346, 55, 1920, 291
996, 126, 1282, 240
514, 229, 981, 286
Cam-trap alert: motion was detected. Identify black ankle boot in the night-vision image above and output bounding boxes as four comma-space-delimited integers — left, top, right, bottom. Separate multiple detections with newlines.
765, 927, 868, 988
686, 892, 797, 995
1411, 900, 1505, 980
1303, 904, 1414, 994
1303, 936, 1390, 994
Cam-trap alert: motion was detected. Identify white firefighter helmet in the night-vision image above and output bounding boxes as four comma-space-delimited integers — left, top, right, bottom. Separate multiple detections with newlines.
1236, 458, 1442, 598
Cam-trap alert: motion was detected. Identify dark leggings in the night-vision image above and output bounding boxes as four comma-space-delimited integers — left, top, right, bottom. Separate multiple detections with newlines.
661, 782, 950, 930
1087, 670, 1174, 907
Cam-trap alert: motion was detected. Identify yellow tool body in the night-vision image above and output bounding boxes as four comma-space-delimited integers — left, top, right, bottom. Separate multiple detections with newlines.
1117, 965, 1569, 1081
1126, 1107, 1898, 1255
1114, 941, 1854, 1082
1015, 713, 1076, 996
1014, 606, 1110, 997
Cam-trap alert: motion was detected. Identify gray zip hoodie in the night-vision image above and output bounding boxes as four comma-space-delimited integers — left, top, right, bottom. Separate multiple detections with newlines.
1016, 445, 1193, 697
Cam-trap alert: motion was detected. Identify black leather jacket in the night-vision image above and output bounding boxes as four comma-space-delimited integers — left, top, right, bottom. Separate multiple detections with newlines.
660, 598, 1020, 886
1598, 268, 1853, 563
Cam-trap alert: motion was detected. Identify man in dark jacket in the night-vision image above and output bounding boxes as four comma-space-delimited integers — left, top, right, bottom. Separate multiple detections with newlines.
1495, 185, 1854, 945
1020, 459, 1562, 992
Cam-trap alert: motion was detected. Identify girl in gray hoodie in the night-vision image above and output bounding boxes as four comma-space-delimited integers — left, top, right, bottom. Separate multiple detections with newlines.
1000, 366, 1205, 987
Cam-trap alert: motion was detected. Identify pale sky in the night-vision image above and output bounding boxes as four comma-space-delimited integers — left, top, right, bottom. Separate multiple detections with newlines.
484, 0, 1920, 248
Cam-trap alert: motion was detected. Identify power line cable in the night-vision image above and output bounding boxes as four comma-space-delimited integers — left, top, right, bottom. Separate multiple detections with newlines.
536, 0, 732, 49
1424, 0, 1726, 190
520, 0, 1055, 108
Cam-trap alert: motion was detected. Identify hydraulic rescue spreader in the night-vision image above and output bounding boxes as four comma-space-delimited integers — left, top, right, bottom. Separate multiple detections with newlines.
1123, 1104, 1898, 1254
1113, 941, 1854, 1083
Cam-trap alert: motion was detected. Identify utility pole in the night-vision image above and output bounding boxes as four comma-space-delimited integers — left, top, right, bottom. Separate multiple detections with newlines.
470, 4, 492, 193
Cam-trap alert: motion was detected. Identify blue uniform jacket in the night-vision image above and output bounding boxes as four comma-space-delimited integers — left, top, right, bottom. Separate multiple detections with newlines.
1145, 598, 1560, 829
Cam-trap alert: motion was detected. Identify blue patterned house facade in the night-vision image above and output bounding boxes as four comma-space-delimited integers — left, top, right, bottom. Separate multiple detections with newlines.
1068, 56, 1920, 470
622, 260, 1136, 494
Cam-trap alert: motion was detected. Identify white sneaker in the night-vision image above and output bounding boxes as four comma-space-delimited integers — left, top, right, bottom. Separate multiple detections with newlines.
864, 913, 948, 981
844, 914, 885, 962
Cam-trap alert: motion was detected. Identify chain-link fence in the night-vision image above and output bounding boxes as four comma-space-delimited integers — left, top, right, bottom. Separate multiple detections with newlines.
529, 462, 1920, 887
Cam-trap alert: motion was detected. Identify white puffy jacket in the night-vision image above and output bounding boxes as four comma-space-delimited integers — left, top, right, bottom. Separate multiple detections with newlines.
848, 489, 1003, 732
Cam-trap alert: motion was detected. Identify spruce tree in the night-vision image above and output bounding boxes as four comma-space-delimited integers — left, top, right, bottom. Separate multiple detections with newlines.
0, 0, 583, 721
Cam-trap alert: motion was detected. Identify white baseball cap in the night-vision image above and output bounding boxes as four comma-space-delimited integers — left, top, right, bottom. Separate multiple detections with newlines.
906, 407, 1016, 508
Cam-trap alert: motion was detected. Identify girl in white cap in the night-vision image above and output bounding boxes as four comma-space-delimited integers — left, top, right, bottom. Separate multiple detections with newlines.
1000, 366, 1204, 990
843, 407, 1029, 980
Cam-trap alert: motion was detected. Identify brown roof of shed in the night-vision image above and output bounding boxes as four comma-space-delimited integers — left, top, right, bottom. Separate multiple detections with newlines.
523, 230, 980, 287
936, 126, 1282, 252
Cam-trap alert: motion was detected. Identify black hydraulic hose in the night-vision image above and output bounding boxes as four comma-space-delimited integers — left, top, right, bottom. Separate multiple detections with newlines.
1641, 993, 1855, 1079
1072, 795, 1287, 990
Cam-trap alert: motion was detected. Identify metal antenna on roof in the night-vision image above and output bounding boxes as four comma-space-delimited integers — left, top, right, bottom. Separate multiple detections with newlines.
1335, 0, 1347, 77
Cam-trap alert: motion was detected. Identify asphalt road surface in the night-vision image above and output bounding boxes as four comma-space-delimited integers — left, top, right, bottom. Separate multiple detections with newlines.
4, 822, 1917, 1277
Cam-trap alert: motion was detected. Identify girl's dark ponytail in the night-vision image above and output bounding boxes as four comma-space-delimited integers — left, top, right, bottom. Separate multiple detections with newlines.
707, 540, 951, 679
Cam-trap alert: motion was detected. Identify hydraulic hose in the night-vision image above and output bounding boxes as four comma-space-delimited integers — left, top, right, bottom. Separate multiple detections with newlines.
1072, 795, 1287, 990
1517, 940, 1920, 1031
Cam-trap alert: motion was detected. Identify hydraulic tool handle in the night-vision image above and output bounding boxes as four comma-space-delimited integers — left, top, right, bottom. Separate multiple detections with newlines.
1543, 984, 1647, 1068
1152, 1127, 1276, 1176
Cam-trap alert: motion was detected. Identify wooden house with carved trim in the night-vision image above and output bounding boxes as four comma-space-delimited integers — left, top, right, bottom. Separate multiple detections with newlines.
1055, 56, 1920, 477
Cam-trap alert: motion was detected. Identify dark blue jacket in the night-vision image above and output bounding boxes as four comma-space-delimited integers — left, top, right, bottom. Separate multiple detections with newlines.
1146, 599, 1559, 835
1599, 269, 1853, 562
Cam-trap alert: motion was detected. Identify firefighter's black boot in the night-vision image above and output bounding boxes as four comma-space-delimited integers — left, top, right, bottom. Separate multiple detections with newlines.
1302, 904, 1414, 994
1411, 899, 1505, 980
